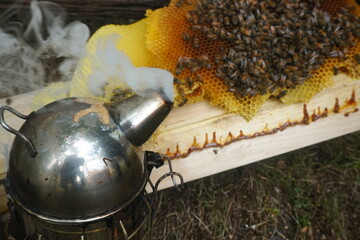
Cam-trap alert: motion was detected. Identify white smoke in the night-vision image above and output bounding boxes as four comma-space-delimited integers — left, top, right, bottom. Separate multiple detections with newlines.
83, 33, 174, 101
0, 0, 90, 98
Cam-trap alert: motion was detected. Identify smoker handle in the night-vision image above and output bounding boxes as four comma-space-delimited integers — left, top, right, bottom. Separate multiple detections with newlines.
0, 106, 37, 157
145, 151, 164, 175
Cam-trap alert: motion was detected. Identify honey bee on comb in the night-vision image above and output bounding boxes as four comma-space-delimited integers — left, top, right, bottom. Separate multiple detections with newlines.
146, 0, 360, 119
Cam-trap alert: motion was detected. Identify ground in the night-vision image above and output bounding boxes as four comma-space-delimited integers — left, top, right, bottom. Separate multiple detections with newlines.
1, 3, 359, 239
152, 131, 360, 240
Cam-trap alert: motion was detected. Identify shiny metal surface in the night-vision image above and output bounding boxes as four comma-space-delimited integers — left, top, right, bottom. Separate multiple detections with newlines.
6, 97, 146, 222
109, 90, 172, 146
6, 193, 150, 240
0, 105, 36, 157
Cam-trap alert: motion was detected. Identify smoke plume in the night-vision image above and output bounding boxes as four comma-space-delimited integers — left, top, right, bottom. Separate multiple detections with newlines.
0, 0, 90, 98
75, 33, 174, 102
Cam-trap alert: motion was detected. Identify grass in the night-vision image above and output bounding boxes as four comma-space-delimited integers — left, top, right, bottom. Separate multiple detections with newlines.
152, 131, 360, 240
1, 5, 359, 239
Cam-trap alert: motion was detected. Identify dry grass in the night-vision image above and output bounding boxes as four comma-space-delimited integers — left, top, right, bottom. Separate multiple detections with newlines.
1, 5, 359, 239
152, 131, 360, 240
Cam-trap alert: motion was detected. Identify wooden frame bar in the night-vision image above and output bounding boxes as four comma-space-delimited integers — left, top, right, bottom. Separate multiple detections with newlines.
1, 74, 359, 213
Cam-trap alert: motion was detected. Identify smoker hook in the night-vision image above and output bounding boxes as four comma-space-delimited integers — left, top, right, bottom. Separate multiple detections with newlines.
0, 106, 36, 157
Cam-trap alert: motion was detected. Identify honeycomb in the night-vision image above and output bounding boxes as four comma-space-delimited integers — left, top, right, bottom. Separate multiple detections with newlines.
72, 0, 360, 120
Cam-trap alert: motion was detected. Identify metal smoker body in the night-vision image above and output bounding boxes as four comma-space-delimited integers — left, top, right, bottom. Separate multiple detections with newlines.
0, 91, 181, 240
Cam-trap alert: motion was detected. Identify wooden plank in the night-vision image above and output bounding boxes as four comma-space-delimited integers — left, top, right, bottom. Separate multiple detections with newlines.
144, 74, 360, 190
0, 74, 359, 213
147, 107, 360, 191
0, 184, 6, 214
0, 0, 170, 19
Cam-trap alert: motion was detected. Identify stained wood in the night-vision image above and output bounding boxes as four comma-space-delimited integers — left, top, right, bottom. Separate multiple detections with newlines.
0, 0, 170, 18
0, 75, 359, 213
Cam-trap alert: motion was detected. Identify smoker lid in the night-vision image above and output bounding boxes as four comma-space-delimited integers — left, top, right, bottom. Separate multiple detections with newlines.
6, 97, 146, 223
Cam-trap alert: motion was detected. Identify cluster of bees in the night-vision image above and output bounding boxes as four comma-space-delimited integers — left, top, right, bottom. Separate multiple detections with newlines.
174, 55, 209, 105
175, 0, 360, 98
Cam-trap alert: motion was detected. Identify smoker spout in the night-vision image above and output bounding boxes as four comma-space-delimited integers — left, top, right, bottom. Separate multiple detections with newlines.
108, 90, 173, 146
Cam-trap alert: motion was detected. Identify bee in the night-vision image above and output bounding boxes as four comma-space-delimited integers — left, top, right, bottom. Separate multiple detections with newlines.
203, 62, 212, 69
174, 77, 182, 85
192, 14, 199, 24
195, 74, 204, 84
185, 12, 192, 22
229, 33, 238, 41
198, 54, 209, 62
288, 45, 295, 55
257, 58, 267, 70
186, 77, 194, 88
276, 90, 288, 99
206, 32, 218, 40
177, 56, 191, 68
248, 89, 259, 97
279, 74, 287, 88
237, 13, 244, 23
227, 77, 236, 88
231, 15, 238, 25
191, 25, 202, 31
211, 21, 221, 28
111, 89, 135, 102
333, 66, 339, 76
239, 87, 258, 98
224, 16, 230, 26
190, 65, 201, 73
250, 68, 260, 77
199, 27, 209, 36
218, 14, 224, 23
214, 54, 222, 64
270, 25, 275, 34
175, 66, 184, 76
315, 42, 324, 49
355, 54, 360, 64
178, 98, 188, 107
184, 0, 192, 5
215, 69, 226, 79
193, 37, 200, 48
328, 50, 338, 58
285, 80, 294, 88
176, 85, 188, 107
175, 0, 183, 7
219, 28, 226, 38
240, 73, 250, 84
255, 65, 265, 74
209, 14, 218, 23
182, 33, 191, 42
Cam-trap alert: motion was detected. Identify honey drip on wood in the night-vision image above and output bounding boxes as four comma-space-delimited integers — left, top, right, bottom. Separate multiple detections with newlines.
344, 108, 359, 117
189, 136, 201, 151
343, 89, 358, 117
165, 89, 358, 159
347, 89, 356, 105
301, 104, 310, 125
333, 98, 340, 113
312, 107, 328, 121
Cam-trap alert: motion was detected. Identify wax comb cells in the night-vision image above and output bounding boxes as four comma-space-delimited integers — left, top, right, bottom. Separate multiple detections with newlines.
74, 0, 360, 120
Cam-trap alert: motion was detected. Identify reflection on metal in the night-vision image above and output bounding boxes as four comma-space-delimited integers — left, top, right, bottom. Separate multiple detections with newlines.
0, 105, 36, 157
1, 92, 182, 240
4, 152, 183, 240
119, 220, 128, 240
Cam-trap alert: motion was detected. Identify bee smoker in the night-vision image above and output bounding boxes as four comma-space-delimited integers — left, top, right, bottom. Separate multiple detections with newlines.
0, 90, 183, 240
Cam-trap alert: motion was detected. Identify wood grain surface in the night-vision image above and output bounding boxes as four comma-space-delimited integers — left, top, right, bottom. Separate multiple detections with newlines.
0, 0, 170, 18
0, 74, 359, 213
